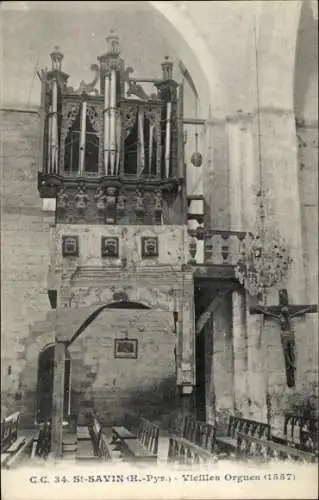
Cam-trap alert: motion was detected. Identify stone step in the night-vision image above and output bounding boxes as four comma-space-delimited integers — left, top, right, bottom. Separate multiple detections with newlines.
63, 445, 77, 453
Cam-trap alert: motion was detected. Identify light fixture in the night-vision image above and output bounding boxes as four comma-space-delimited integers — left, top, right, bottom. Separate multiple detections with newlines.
235, 23, 293, 300
235, 190, 293, 299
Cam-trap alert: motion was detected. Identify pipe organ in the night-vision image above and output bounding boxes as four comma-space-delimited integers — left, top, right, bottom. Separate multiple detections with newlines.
38, 35, 186, 225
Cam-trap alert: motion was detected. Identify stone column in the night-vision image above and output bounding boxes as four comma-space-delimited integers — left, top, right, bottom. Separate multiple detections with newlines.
51, 341, 66, 459
227, 116, 253, 417
246, 306, 266, 421
232, 290, 249, 415
257, 109, 306, 302
204, 316, 215, 425
204, 119, 230, 229
213, 298, 233, 415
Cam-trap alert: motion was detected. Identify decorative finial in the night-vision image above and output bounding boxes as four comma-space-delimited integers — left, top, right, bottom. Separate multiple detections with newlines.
161, 55, 173, 81
106, 30, 120, 57
50, 46, 64, 71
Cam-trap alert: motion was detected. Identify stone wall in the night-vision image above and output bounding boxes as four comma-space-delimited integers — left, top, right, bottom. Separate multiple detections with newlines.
297, 122, 318, 302
52, 224, 189, 272
0, 110, 55, 418
59, 308, 176, 426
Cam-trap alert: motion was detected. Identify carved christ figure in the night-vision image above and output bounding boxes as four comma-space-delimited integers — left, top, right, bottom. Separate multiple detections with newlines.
250, 289, 318, 388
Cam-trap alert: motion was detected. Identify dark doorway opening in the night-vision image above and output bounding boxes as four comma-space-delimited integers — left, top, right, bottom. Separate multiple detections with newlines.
194, 285, 208, 421
36, 345, 71, 423
195, 330, 206, 421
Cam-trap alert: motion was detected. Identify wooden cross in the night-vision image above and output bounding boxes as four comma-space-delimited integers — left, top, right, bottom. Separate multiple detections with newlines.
250, 289, 318, 388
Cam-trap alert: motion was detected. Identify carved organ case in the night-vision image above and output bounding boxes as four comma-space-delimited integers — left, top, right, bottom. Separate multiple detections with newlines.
38, 35, 186, 225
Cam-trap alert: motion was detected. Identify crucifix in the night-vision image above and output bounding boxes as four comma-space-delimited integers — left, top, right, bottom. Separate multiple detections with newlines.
250, 289, 318, 388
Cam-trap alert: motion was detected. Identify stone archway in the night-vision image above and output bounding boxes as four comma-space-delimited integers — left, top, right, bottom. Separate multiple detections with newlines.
149, 0, 224, 118
36, 344, 71, 423
106, 299, 151, 310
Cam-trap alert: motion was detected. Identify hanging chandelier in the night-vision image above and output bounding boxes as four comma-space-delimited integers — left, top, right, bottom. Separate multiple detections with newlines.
235, 190, 293, 299
234, 23, 293, 300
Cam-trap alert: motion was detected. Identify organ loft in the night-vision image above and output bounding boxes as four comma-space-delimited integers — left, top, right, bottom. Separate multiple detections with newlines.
37, 33, 199, 448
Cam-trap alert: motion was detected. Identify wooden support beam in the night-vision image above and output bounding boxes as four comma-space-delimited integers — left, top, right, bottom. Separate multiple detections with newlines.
196, 289, 231, 335
51, 342, 66, 459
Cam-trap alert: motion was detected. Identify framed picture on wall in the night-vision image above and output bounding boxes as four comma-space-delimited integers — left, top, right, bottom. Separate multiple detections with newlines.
114, 339, 138, 359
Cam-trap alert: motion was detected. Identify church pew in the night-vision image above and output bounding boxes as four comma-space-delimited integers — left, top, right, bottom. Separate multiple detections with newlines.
182, 415, 216, 453
5, 436, 27, 454
3, 436, 34, 469
111, 412, 138, 447
215, 416, 271, 457
1, 412, 20, 452
236, 432, 318, 463
119, 417, 160, 463
76, 413, 112, 462
1, 453, 11, 467
167, 434, 217, 465
281, 412, 318, 453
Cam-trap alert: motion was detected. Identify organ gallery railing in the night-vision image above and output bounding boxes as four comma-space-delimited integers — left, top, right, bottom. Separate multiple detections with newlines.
188, 228, 248, 266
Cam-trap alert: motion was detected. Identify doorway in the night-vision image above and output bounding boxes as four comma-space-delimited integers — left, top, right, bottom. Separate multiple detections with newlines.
36, 345, 71, 423
195, 330, 206, 421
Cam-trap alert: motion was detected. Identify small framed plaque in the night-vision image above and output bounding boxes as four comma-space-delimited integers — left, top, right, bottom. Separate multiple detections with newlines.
114, 338, 138, 359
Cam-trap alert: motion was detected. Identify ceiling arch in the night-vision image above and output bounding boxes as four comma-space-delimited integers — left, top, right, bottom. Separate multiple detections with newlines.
256, 1, 302, 111
149, 1, 225, 118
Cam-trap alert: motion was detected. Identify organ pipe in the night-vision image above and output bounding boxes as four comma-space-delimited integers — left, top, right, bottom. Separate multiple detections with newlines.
165, 102, 172, 178
104, 72, 110, 174
48, 105, 53, 173
109, 69, 117, 175
51, 80, 58, 173
79, 100, 87, 175
138, 108, 145, 176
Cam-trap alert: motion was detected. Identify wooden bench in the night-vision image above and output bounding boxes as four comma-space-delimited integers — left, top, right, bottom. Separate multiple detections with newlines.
3, 436, 34, 469
111, 426, 137, 445
1, 412, 20, 452
6, 436, 26, 454
237, 432, 317, 463
1, 453, 11, 467
167, 434, 217, 465
183, 415, 216, 454
76, 414, 112, 462
215, 416, 271, 456
119, 417, 160, 463
281, 412, 318, 453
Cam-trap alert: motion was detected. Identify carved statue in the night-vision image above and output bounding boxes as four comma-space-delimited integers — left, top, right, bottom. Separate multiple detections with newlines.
134, 189, 145, 214
56, 187, 69, 210
94, 186, 106, 212
105, 186, 117, 208
116, 191, 126, 215
154, 189, 163, 213
74, 185, 88, 211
